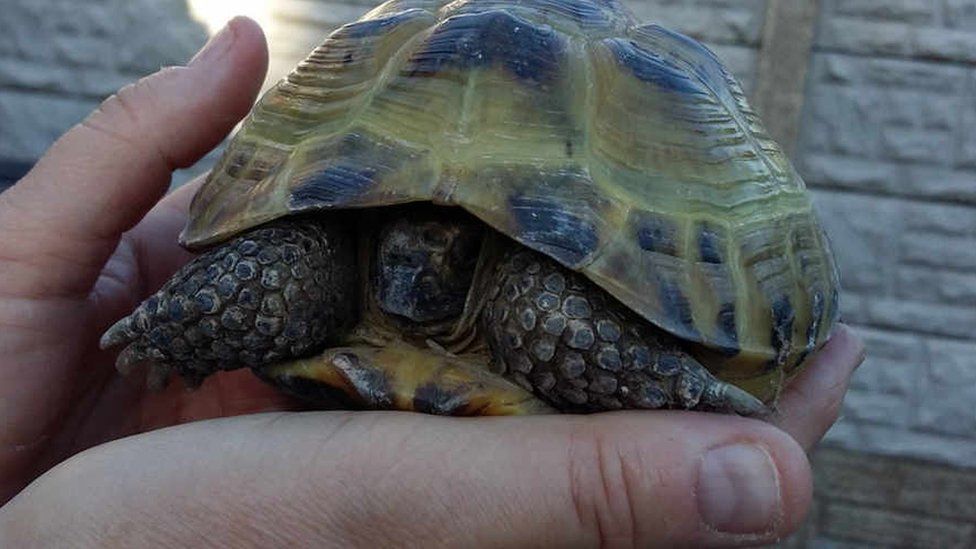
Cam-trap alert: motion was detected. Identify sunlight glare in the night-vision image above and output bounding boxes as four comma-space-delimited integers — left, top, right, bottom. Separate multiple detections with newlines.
188, 0, 275, 36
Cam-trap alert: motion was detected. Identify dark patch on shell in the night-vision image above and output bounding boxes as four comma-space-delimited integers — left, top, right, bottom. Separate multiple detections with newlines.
509, 194, 599, 266
604, 37, 698, 93
289, 134, 419, 210
339, 9, 431, 39
770, 295, 795, 367
658, 279, 699, 340
797, 290, 824, 367
698, 222, 724, 264
291, 164, 379, 207
635, 213, 679, 256
408, 10, 565, 83
715, 302, 739, 356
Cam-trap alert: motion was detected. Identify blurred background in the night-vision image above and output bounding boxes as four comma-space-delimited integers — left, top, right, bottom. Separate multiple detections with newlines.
1, 0, 974, 546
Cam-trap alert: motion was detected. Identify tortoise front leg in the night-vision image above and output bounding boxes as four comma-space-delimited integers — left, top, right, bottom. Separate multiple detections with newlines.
259, 345, 555, 416
100, 218, 358, 388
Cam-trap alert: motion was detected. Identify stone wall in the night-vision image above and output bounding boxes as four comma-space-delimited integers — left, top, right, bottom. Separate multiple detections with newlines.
0, 1, 974, 546
0, 0, 207, 165
798, 0, 976, 468
779, 447, 976, 548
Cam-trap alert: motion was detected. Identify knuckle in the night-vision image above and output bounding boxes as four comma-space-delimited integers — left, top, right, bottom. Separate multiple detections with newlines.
81, 68, 184, 172
566, 422, 642, 548
94, 81, 146, 135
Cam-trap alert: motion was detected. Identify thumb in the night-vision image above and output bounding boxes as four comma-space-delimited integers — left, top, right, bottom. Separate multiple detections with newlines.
0, 17, 268, 298
0, 412, 811, 547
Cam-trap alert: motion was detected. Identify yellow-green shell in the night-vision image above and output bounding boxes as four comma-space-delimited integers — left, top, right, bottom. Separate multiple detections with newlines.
182, 0, 839, 401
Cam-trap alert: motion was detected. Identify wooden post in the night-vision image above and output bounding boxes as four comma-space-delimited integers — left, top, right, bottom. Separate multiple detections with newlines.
753, 0, 821, 158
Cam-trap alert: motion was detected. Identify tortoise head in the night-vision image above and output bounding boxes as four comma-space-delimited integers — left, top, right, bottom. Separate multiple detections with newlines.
372, 208, 484, 324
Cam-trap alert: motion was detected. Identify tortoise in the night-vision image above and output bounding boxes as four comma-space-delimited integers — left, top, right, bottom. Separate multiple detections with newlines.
101, 0, 839, 416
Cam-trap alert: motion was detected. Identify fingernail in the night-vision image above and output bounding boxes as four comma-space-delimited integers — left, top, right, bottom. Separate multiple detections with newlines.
697, 443, 781, 534
189, 18, 238, 66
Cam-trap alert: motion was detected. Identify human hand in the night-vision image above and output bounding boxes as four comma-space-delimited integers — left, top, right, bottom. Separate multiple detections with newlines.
0, 17, 865, 547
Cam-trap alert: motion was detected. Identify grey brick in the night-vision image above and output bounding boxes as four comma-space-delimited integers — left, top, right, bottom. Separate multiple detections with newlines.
0, 90, 95, 161
903, 201, 976, 235
52, 34, 116, 68
0, 58, 133, 98
800, 154, 898, 193
813, 192, 901, 293
959, 87, 976, 168
832, 0, 937, 24
812, 53, 969, 94
802, 155, 976, 204
945, 0, 976, 30
821, 502, 974, 547
914, 340, 976, 436
842, 389, 913, 427
824, 422, 976, 466
881, 90, 958, 131
850, 327, 924, 398
803, 86, 883, 157
899, 461, 976, 522
813, 446, 976, 524
835, 326, 922, 430
817, 17, 913, 56
936, 270, 976, 304
902, 233, 976, 270
914, 27, 976, 63
855, 295, 976, 339
880, 127, 954, 164
897, 266, 976, 306
0, 1, 205, 72
627, 3, 763, 45
813, 447, 904, 506
900, 166, 976, 204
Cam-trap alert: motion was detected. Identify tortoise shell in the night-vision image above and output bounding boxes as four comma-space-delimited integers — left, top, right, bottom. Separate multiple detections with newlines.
181, 0, 839, 401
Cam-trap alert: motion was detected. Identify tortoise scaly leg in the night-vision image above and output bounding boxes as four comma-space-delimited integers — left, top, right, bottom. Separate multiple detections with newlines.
482, 249, 767, 416
100, 218, 358, 388
259, 344, 555, 415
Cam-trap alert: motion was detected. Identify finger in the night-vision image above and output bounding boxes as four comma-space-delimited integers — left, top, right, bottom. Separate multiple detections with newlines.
0, 412, 812, 547
773, 324, 867, 451
0, 17, 267, 298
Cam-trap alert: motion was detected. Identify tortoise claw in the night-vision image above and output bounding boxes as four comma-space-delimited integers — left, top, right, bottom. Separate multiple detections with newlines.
100, 316, 135, 350
115, 342, 146, 375
110, 340, 175, 392
703, 382, 769, 418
